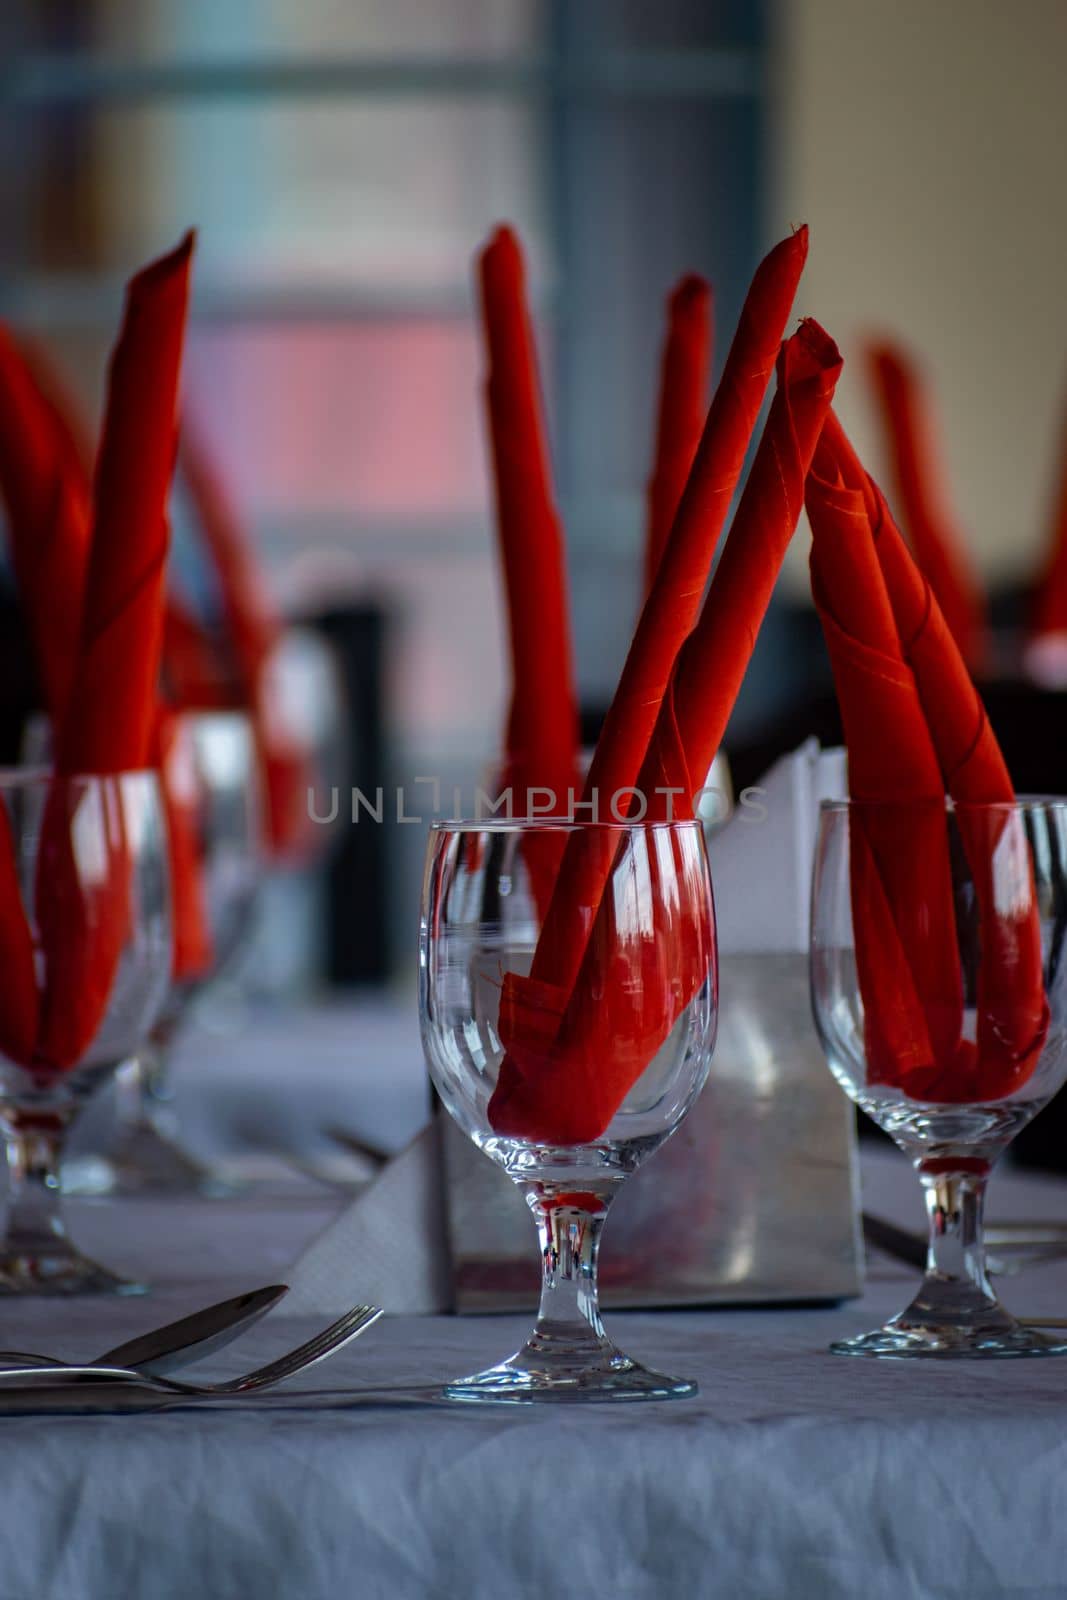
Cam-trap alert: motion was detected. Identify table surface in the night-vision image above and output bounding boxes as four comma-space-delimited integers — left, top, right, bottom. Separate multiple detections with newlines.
5, 999, 1067, 1600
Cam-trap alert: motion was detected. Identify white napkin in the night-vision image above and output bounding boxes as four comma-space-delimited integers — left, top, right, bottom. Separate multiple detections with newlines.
707, 739, 846, 953
283, 1124, 452, 1316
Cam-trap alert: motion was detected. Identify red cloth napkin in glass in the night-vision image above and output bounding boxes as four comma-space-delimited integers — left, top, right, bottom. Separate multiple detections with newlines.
35, 233, 195, 1071
643, 276, 712, 598
642, 319, 843, 804
866, 339, 988, 671
489, 231, 813, 1142
492, 317, 839, 1142
810, 411, 1047, 1101
162, 592, 234, 709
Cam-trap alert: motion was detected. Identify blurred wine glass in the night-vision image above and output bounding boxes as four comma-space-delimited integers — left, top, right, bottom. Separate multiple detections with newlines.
0, 768, 170, 1292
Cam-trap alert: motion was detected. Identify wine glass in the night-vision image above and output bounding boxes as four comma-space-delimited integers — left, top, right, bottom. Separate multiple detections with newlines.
0, 768, 170, 1292
811, 797, 1067, 1357
101, 711, 261, 1196
420, 818, 717, 1402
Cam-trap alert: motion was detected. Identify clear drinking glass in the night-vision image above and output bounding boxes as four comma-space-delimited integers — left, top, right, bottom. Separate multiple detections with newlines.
811, 797, 1067, 1356
0, 768, 170, 1292
103, 712, 261, 1197
420, 818, 718, 1402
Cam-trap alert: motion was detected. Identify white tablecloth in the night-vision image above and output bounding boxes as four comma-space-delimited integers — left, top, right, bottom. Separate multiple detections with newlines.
5, 1001, 1067, 1600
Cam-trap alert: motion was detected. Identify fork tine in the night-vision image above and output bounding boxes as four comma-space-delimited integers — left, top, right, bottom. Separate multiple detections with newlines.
227, 1305, 382, 1393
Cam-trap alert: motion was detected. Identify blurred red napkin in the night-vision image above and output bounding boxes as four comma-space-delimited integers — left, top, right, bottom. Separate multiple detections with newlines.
490, 229, 811, 1141
478, 227, 579, 826
36, 233, 194, 1071
642, 319, 843, 803
162, 592, 234, 709
866, 340, 988, 671
179, 419, 312, 859
810, 412, 1046, 1101
644, 276, 712, 597
0, 328, 91, 724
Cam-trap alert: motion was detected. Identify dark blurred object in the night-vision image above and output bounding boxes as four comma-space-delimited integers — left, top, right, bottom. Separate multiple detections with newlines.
0, 578, 38, 762
312, 603, 389, 986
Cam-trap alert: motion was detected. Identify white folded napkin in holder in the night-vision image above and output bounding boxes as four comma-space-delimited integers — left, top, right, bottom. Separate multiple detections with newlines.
287, 742, 862, 1316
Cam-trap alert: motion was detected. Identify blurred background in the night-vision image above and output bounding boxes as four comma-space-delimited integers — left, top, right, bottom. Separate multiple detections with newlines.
2, 0, 1066, 995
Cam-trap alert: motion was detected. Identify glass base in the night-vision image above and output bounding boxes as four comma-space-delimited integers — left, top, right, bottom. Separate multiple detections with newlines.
443, 1345, 697, 1404
832, 1314, 1067, 1359
0, 1245, 146, 1297
64, 1121, 243, 1200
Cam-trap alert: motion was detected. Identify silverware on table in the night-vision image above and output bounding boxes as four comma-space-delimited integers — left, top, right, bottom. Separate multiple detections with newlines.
0, 1283, 288, 1377
0, 1303, 383, 1397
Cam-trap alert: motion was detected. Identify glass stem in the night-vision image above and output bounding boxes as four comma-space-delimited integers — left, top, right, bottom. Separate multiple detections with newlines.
912, 1161, 999, 1320
1, 1109, 74, 1256
519, 1182, 616, 1357
115, 1043, 170, 1138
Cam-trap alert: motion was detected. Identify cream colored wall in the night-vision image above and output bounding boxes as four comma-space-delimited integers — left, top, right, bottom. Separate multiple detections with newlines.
775, 0, 1067, 596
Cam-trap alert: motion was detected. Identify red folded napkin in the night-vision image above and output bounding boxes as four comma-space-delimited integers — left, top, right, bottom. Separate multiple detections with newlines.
807, 426, 964, 1091
36, 233, 195, 1071
179, 418, 312, 859
810, 412, 1047, 1101
491, 317, 839, 1142
642, 319, 843, 804
162, 591, 234, 709
866, 339, 988, 671
0, 328, 91, 724
489, 229, 810, 1141
478, 227, 579, 824
15, 332, 96, 482
644, 276, 712, 597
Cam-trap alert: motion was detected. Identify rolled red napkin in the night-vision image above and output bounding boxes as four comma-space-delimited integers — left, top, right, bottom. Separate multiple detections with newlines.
490, 318, 839, 1142
643, 276, 712, 597
821, 410, 1047, 1098
54, 236, 194, 776
36, 233, 194, 1071
179, 418, 313, 859
642, 319, 842, 804
162, 592, 235, 709
15, 332, 96, 482
0, 328, 91, 724
478, 227, 579, 824
490, 228, 810, 1140
866, 339, 988, 671
807, 425, 963, 1092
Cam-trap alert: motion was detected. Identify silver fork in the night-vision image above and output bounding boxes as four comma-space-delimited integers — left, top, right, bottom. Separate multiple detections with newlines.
0, 1304, 383, 1396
